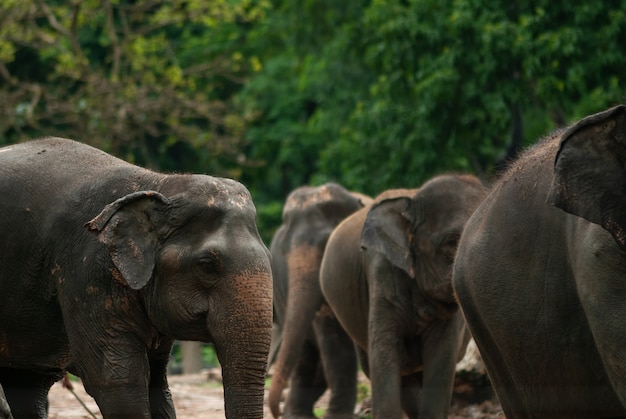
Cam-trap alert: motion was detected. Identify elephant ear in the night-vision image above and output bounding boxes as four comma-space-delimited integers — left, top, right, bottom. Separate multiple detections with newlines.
361, 197, 415, 278
546, 104, 626, 248
85, 191, 171, 289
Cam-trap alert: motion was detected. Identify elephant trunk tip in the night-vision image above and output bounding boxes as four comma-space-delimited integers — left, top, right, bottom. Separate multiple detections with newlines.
268, 373, 287, 418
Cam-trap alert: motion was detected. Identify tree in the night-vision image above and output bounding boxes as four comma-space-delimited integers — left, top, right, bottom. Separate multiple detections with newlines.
239, 0, 626, 203
0, 0, 269, 174
312, 0, 626, 191
2, 1, 625, 241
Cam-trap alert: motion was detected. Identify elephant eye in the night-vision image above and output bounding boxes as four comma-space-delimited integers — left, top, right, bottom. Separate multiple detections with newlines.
439, 234, 460, 259
197, 251, 222, 274
198, 259, 215, 273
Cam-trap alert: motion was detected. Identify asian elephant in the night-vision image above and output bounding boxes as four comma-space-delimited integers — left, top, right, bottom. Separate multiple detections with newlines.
268, 183, 370, 418
320, 174, 488, 418
0, 138, 273, 418
453, 104, 626, 417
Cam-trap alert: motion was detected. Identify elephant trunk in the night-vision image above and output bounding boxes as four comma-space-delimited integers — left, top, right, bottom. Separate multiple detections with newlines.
208, 266, 273, 419
269, 245, 324, 417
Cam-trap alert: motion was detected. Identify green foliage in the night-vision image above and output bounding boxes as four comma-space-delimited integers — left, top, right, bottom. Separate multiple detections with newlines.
201, 344, 220, 368
1, 0, 625, 240
238, 0, 626, 203
357, 380, 371, 403
313, 407, 326, 417
0, 0, 268, 176
170, 343, 220, 369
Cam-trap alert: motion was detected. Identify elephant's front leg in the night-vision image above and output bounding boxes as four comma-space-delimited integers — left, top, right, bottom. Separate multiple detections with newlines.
148, 349, 176, 418
73, 338, 165, 418
419, 311, 467, 419
368, 300, 404, 418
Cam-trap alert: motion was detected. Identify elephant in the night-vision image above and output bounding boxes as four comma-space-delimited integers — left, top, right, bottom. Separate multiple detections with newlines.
267, 183, 370, 418
452, 104, 626, 417
0, 137, 273, 418
320, 174, 488, 419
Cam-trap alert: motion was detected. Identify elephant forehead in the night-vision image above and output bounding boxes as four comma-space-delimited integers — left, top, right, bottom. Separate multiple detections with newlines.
205, 188, 252, 210
283, 185, 335, 212
197, 178, 253, 210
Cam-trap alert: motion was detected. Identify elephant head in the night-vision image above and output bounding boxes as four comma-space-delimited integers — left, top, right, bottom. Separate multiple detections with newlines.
86, 176, 273, 418
362, 177, 487, 306
547, 104, 626, 249
268, 183, 368, 417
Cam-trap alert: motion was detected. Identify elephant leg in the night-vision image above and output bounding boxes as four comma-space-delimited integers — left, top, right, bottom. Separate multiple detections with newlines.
70, 336, 154, 416
0, 367, 60, 418
313, 304, 357, 418
82, 366, 152, 417
456, 314, 520, 414
367, 300, 404, 418
419, 312, 466, 418
148, 350, 176, 418
283, 339, 326, 419
400, 373, 422, 419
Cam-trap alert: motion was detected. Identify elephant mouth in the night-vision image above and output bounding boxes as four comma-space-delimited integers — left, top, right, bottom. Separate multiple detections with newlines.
400, 339, 424, 374
149, 303, 212, 342
418, 297, 459, 323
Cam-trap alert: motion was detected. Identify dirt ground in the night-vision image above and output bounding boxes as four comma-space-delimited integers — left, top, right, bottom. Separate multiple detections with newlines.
47, 371, 503, 418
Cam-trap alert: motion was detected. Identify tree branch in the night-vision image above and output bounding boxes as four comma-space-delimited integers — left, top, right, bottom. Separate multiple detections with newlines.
105, 1, 122, 80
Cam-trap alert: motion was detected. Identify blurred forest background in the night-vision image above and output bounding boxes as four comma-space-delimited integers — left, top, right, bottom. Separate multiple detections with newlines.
1, 0, 625, 241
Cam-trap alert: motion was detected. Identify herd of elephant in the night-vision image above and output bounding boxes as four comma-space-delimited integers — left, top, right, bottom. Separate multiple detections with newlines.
0, 104, 624, 418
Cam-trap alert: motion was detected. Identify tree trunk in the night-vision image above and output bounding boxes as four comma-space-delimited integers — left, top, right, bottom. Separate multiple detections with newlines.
181, 341, 203, 374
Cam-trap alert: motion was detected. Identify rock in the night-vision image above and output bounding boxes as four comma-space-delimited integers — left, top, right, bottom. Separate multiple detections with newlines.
453, 339, 494, 404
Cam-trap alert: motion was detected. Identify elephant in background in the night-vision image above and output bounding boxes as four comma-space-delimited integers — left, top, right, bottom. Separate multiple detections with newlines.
0, 138, 272, 418
268, 183, 370, 418
320, 175, 488, 418
453, 105, 626, 417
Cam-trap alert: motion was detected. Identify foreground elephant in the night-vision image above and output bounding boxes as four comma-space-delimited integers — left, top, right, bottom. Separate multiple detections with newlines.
268, 183, 369, 418
0, 138, 272, 418
453, 105, 626, 417
320, 175, 487, 418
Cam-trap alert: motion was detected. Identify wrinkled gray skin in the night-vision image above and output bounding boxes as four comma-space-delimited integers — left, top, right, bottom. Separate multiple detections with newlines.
0, 138, 273, 418
321, 175, 487, 419
268, 183, 369, 419
453, 105, 626, 418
